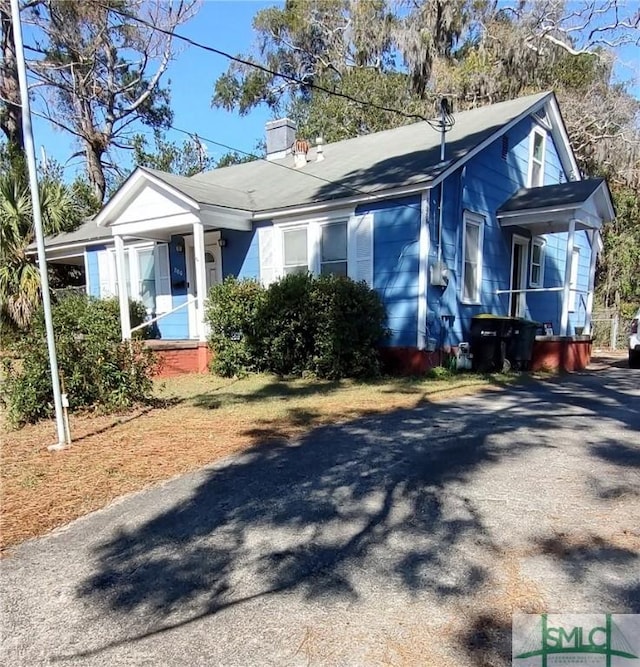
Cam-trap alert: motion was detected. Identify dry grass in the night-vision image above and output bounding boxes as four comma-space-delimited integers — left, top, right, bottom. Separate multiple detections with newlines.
1, 370, 517, 554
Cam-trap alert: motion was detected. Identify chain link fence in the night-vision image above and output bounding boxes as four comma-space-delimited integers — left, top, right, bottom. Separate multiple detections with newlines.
590, 308, 632, 350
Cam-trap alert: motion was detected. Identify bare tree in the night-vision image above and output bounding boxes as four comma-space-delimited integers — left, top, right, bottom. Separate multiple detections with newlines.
18, 0, 198, 203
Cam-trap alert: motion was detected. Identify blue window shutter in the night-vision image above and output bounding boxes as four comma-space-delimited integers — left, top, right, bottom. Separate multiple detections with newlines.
348, 213, 373, 285
154, 243, 172, 313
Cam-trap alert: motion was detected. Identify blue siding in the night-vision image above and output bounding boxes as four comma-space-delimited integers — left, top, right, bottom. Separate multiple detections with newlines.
158, 295, 189, 339
157, 236, 189, 340
86, 245, 105, 298
221, 227, 262, 280
428, 113, 584, 344
356, 195, 422, 347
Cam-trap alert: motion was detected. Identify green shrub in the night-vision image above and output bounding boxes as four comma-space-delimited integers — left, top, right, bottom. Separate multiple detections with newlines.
311, 274, 387, 379
205, 274, 388, 379
205, 277, 265, 377
1, 294, 157, 427
251, 272, 318, 376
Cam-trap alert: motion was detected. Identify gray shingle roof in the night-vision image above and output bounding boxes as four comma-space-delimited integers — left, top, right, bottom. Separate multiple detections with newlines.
180, 91, 552, 213
497, 179, 606, 214
141, 168, 255, 210
43, 91, 552, 250
37, 216, 111, 250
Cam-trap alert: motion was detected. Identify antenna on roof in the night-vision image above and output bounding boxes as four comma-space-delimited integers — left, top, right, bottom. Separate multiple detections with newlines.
436, 98, 455, 163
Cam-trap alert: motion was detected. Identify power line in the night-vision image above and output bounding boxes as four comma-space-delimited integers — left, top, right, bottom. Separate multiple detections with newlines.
102, 3, 447, 129
166, 124, 371, 198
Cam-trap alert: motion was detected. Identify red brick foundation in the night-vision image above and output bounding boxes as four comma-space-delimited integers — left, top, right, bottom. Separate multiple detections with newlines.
530, 336, 592, 372
378, 347, 443, 375
145, 341, 211, 378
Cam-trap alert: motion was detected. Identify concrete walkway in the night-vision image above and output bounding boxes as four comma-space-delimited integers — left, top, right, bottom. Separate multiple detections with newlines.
2, 363, 639, 666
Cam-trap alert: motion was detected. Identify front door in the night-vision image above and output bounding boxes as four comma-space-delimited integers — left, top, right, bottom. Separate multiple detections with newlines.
205, 244, 222, 291
510, 236, 529, 318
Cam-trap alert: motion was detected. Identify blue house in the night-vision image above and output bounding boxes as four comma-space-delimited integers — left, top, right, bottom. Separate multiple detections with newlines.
42, 91, 614, 373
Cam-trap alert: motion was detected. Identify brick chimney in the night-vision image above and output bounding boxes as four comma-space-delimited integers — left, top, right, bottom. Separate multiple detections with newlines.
265, 118, 296, 161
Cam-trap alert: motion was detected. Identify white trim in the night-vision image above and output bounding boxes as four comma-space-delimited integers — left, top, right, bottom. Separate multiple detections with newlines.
417, 192, 429, 350
527, 127, 546, 187
560, 219, 576, 335
317, 219, 348, 276
109, 212, 201, 238
94, 168, 200, 228
461, 211, 484, 305
185, 244, 198, 338
253, 187, 423, 221
568, 247, 580, 313
509, 234, 530, 317
83, 249, 90, 296
271, 206, 355, 227
280, 224, 310, 275
529, 237, 546, 288
583, 230, 599, 335
430, 94, 554, 189
546, 95, 580, 181
114, 235, 131, 340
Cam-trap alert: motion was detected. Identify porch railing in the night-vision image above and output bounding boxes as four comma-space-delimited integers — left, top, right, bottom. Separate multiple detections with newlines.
130, 296, 197, 335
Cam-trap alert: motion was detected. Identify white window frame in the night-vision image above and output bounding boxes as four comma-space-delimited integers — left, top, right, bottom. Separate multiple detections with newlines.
569, 247, 579, 312
528, 127, 546, 188
510, 234, 530, 318
273, 208, 354, 277
530, 237, 546, 288
319, 219, 348, 276
461, 211, 484, 305
281, 225, 310, 276
106, 241, 155, 306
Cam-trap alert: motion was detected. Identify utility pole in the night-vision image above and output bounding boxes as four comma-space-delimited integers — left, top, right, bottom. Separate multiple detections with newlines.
10, 0, 66, 450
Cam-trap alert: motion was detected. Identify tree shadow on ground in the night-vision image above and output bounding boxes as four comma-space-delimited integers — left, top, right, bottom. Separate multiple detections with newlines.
67, 368, 639, 664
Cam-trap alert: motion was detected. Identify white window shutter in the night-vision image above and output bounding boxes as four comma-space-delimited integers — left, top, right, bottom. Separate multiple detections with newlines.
154, 243, 172, 313
97, 250, 112, 298
348, 213, 374, 285
258, 226, 276, 286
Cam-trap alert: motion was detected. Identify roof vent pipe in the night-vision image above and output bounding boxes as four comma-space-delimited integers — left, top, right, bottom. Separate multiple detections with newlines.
293, 139, 310, 168
316, 136, 324, 162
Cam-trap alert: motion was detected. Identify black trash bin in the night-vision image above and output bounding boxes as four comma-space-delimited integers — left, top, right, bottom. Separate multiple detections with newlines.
507, 319, 540, 371
471, 315, 514, 372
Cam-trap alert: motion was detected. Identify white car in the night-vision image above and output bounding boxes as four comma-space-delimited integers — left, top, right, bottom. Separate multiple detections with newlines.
630, 307, 640, 368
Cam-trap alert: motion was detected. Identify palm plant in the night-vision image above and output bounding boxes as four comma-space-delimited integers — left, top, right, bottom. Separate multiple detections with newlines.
0, 168, 82, 329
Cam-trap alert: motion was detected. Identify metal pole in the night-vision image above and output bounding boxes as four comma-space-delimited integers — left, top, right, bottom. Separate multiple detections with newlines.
10, 0, 66, 450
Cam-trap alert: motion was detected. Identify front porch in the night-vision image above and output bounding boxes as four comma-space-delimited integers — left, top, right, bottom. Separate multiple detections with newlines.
92, 167, 253, 343
496, 178, 614, 338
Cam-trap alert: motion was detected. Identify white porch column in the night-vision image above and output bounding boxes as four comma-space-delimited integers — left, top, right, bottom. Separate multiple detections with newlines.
114, 234, 131, 340
560, 219, 576, 336
583, 230, 600, 335
193, 219, 207, 342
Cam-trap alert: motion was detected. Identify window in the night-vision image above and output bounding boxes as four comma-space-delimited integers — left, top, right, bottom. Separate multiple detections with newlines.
137, 248, 156, 311
104, 244, 158, 312
320, 222, 347, 276
569, 248, 579, 312
529, 129, 545, 187
282, 227, 308, 275
462, 212, 483, 303
530, 238, 545, 287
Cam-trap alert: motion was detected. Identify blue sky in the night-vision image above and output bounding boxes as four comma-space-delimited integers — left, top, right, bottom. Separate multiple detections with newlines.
34, 1, 280, 179
30, 0, 639, 181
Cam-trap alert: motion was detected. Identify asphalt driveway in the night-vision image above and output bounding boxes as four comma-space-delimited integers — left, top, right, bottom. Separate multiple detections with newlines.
1, 363, 639, 666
